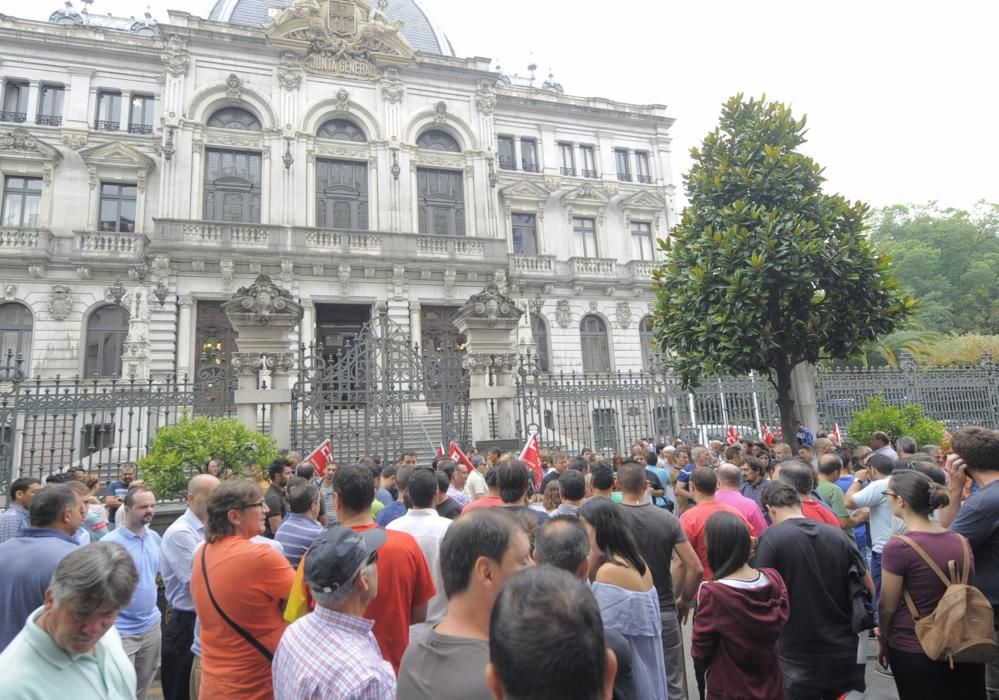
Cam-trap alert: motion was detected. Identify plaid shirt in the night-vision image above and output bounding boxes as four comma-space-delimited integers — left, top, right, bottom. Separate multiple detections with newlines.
447, 485, 470, 508
273, 605, 396, 700
0, 504, 29, 543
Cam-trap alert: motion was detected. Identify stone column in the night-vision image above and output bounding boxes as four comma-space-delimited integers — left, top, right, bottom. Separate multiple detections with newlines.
452, 283, 524, 443
176, 295, 193, 378
121, 286, 151, 380
223, 275, 303, 449
790, 361, 820, 432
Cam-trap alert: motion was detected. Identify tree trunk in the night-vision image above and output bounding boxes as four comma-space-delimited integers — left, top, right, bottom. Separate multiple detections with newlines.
775, 363, 798, 450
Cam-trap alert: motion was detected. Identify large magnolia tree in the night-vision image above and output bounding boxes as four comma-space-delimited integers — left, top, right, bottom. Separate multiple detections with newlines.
653, 95, 915, 444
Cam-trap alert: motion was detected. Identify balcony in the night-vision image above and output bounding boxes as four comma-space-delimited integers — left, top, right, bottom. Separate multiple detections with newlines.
128, 123, 154, 135
151, 219, 507, 265
581, 169, 598, 178
636, 174, 653, 184
95, 120, 120, 131
617, 172, 633, 182
0, 227, 48, 251
0, 111, 27, 124
559, 166, 576, 176
76, 230, 146, 257
521, 162, 540, 173
498, 158, 517, 171
35, 114, 62, 127
627, 259, 657, 283
569, 256, 617, 279
509, 254, 556, 277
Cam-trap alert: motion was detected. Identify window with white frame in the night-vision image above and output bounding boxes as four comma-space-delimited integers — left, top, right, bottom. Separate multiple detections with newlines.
635, 151, 651, 183
511, 213, 538, 255
521, 138, 539, 172
128, 95, 155, 135
1, 176, 42, 228
530, 312, 550, 372
580, 314, 611, 372
0, 302, 33, 371
98, 183, 137, 233
37, 85, 64, 126
573, 216, 597, 257
497, 135, 516, 170
83, 305, 129, 378
630, 221, 654, 261
1, 81, 28, 123
579, 145, 597, 178
615, 148, 632, 181
95, 91, 121, 131
558, 143, 575, 176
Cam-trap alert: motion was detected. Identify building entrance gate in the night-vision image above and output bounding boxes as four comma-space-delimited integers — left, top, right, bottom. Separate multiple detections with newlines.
291, 307, 469, 465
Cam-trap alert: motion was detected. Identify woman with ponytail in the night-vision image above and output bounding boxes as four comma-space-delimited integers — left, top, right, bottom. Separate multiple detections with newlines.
878, 469, 986, 699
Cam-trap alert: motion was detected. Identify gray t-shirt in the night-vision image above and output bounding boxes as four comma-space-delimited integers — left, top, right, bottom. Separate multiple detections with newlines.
621, 502, 687, 612
397, 630, 492, 700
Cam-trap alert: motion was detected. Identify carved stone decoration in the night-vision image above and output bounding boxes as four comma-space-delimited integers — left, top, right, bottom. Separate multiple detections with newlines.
392, 265, 406, 300
224, 274, 302, 326
281, 259, 295, 287
555, 300, 572, 328
276, 51, 304, 90
338, 264, 351, 296
333, 88, 350, 113
3, 283, 15, 301
219, 259, 235, 293
77, 266, 91, 280
604, 286, 616, 297
231, 352, 265, 377
589, 300, 599, 312
443, 268, 456, 299
264, 352, 296, 373
28, 265, 45, 279
161, 35, 191, 77
47, 285, 74, 321
225, 73, 243, 103
615, 301, 633, 329
454, 283, 523, 328
433, 101, 448, 124
572, 283, 584, 296
61, 130, 88, 150
380, 66, 405, 103
493, 269, 508, 295
0, 127, 38, 152
152, 255, 171, 281
475, 80, 497, 115
463, 352, 518, 374
191, 260, 206, 272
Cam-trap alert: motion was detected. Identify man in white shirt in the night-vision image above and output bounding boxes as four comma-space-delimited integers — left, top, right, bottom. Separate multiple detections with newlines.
464, 455, 488, 502
160, 474, 218, 700
844, 453, 896, 607
386, 467, 451, 638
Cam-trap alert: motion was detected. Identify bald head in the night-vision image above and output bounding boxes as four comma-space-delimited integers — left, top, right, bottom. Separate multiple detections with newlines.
715, 463, 742, 489
188, 473, 220, 521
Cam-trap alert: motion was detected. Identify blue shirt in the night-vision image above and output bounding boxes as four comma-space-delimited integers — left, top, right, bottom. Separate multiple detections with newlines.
796, 427, 815, 447
160, 508, 205, 612
0, 527, 79, 651
950, 480, 999, 607
274, 513, 323, 570
835, 475, 867, 544
103, 526, 162, 636
0, 504, 29, 543
376, 501, 408, 527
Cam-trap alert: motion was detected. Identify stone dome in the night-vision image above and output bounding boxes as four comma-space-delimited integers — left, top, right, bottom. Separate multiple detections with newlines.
208, 0, 455, 56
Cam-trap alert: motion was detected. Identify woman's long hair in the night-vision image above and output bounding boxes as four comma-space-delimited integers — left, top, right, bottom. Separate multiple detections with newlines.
579, 497, 647, 576
705, 511, 751, 580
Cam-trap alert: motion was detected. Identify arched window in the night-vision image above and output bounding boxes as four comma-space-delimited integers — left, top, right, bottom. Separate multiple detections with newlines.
530, 312, 550, 372
639, 315, 656, 371
580, 314, 611, 373
416, 129, 461, 153
206, 106, 262, 131
83, 305, 129, 378
0, 302, 33, 372
317, 118, 366, 142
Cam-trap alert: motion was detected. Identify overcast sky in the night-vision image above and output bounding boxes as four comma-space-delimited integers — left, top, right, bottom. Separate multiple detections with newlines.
16, 0, 998, 211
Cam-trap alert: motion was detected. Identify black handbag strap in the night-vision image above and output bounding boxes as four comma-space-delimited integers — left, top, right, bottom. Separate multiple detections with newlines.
200, 545, 273, 662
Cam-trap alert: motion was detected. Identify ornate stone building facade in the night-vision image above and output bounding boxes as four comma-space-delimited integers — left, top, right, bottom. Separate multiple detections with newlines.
0, 0, 674, 388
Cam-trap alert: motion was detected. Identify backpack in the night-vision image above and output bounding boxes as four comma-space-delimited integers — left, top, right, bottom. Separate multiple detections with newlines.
897, 534, 998, 668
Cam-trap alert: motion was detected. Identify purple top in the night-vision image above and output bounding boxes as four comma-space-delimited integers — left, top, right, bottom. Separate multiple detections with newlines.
881, 530, 974, 654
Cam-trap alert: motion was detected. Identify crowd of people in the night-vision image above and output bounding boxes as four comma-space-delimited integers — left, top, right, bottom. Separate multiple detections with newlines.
0, 424, 998, 700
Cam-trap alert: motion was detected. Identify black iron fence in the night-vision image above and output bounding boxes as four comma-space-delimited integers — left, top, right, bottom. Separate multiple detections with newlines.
0, 354, 232, 495
516, 352, 999, 453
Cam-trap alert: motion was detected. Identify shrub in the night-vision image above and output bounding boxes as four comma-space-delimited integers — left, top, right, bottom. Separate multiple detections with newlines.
139, 416, 279, 500
922, 334, 999, 367
846, 396, 946, 448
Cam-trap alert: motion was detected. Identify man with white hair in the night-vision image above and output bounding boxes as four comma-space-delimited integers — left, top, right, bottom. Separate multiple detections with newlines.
272, 526, 394, 699
0, 542, 139, 697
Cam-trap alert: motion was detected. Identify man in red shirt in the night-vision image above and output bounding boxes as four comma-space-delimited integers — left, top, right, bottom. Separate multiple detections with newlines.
679, 467, 751, 580
461, 466, 502, 513
774, 460, 841, 529
332, 464, 435, 674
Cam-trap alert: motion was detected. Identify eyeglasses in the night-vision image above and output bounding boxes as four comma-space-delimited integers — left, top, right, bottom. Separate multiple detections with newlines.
884, 491, 900, 499
241, 500, 266, 510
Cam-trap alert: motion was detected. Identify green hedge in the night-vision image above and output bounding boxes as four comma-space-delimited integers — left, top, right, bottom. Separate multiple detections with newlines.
846, 396, 946, 448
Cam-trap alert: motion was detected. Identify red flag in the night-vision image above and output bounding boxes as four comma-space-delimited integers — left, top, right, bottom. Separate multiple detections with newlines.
725, 426, 739, 445
519, 433, 544, 490
832, 423, 842, 446
762, 423, 775, 446
448, 440, 474, 474
304, 438, 334, 478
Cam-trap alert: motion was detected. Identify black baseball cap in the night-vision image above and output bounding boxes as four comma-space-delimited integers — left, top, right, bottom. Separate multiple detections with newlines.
304, 526, 386, 594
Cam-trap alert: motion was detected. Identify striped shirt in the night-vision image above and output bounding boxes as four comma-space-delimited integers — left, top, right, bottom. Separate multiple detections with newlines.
446, 485, 470, 508
274, 513, 323, 570
272, 606, 396, 700
0, 504, 29, 543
